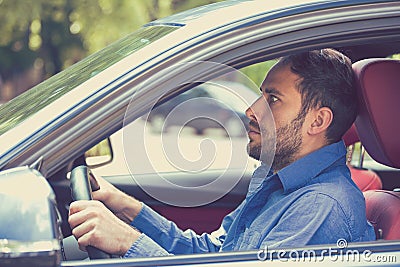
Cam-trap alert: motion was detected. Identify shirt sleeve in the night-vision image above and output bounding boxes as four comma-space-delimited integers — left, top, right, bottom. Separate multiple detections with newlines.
124, 233, 171, 258
124, 202, 243, 257
260, 193, 353, 249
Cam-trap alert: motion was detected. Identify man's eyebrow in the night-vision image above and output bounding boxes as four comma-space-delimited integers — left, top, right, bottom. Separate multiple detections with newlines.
261, 87, 284, 96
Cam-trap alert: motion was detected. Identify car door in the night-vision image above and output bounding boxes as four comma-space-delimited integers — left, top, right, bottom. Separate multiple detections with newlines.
48, 0, 400, 247
1, 1, 400, 266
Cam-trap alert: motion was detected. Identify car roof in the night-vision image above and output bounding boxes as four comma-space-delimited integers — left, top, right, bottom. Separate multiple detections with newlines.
147, 0, 392, 27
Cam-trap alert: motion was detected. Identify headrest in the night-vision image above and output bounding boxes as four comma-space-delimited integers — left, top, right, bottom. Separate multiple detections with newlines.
343, 124, 359, 147
349, 167, 382, 191
353, 58, 400, 168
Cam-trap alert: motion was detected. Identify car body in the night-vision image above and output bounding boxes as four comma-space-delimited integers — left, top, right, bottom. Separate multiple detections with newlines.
0, 0, 399, 266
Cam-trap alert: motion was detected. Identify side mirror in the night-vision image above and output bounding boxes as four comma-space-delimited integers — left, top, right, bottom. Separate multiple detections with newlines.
0, 167, 62, 267
84, 138, 113, 168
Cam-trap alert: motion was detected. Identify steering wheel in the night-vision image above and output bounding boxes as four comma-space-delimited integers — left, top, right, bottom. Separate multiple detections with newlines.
70, 165, 111, 259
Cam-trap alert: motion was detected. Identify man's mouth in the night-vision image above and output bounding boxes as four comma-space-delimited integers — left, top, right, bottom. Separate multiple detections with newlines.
248, 131, 260, 140
248, 120, 260, 137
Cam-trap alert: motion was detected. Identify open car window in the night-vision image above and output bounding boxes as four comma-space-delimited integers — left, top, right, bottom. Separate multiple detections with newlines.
90, 61, 280, 178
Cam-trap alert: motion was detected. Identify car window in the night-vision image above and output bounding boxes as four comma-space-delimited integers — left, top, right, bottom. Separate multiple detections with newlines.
96, 83, 258, 177
91, 60, 278, 178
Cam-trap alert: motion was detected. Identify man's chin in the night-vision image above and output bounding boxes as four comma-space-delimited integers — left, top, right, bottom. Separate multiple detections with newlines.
247, 144, 261, 161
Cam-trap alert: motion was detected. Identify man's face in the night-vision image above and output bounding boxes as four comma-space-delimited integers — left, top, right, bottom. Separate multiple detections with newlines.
246, 63, 306, 171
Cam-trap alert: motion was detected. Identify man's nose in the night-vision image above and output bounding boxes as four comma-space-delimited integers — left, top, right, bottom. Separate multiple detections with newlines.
246, 96, 262, 121
245, 106, 255, 121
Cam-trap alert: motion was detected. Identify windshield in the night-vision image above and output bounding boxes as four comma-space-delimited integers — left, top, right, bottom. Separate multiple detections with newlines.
0, 25, 178, 135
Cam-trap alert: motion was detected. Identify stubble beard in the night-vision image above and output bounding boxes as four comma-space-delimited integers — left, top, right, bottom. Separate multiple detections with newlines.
247, 112, 306, 172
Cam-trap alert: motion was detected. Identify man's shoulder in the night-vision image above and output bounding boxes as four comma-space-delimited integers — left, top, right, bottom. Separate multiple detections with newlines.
294, 169, 366, 218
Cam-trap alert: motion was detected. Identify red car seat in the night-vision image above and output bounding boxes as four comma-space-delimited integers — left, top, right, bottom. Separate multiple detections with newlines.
350, 168, 382, 192
363, 190, 400, 240
343, 124, 382, 191
353, 58, 400, 240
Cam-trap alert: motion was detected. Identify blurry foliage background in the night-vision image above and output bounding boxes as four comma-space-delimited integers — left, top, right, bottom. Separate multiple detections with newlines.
0, 0, 225, 102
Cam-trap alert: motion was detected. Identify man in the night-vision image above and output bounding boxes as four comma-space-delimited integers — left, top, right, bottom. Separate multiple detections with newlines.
68, 49, 376, 258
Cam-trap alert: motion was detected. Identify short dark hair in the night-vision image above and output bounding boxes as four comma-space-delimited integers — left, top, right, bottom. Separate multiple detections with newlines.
279, 48, 357, 144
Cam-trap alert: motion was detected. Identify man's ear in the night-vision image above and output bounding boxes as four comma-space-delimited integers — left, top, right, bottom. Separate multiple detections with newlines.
308, 107, 333, 135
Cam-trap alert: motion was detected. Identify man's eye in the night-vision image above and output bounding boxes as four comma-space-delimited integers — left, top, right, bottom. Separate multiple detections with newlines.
268, 95, 279, 104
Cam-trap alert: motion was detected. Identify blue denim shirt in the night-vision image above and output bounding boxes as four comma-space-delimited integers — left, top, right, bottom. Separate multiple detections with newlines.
124, 141, 375, 257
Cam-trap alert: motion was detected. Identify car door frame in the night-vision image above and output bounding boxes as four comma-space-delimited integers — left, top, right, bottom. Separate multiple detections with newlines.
2, 2, 400, 264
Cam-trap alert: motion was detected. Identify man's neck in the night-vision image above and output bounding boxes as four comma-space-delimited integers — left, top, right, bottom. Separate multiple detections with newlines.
272, 141, 329, 173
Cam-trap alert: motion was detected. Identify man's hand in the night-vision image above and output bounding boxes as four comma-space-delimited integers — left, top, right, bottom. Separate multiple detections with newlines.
68, 200, 140, 256
90, 174, 143, 224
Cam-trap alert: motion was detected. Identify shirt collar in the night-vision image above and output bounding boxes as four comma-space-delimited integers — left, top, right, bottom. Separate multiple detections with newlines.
247, 162, 273, 197
277, 140, 347, 193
